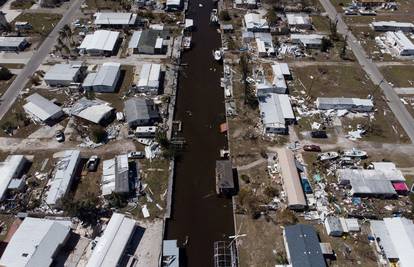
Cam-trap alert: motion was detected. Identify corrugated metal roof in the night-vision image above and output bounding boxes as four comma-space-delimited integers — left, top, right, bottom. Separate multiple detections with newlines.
259, 93, 294, 129
94, 12, 136, 25
23, 93, 63, 122
86, 213, 136, 267
69, 97, 114, 124
44, 63, 82, 82
278, 148, 306, 209
82, 62, 120, 88
284, 224, 326, 267
0, 217, 71, 267
128, 30, 142, 49
124, 97, 160, 125
0, 155, 25, 200
101, 154, 129, 196
46, 150, 81, 206
216, 160, 234, 190
138, 63, 161, 89
0, 36, 26, 47
79, 30, 119, 52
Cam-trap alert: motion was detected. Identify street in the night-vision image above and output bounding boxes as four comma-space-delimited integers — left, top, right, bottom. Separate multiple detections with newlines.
319, 0, 414, 143
0, 0, 84, 120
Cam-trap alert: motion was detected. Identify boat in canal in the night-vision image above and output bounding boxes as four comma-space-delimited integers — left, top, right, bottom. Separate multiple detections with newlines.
183, 36, 192, 50
213, 49, 223, 61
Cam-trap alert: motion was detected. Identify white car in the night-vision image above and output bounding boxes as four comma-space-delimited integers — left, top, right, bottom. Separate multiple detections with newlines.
128, 151, 145, 159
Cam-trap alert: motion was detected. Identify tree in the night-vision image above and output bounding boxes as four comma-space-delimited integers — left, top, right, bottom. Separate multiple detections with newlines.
107, 192, 128, 208
340, 36, 348, 59
59, 195, 101, 225
89, 125, 107, 143
0, 67, 13, 81
219, 10, 231, 21
240, 53, 257, 109
320, 37, 333, 52
329, 20, 339, 41
266, 8, 279, 26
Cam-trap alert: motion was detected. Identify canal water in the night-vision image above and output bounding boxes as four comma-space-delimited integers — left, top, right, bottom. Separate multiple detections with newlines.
165, 0, 235, 266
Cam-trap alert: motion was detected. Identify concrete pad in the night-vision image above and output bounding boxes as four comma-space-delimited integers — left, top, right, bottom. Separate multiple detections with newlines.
134, 219, 163, 267
27, 123, 64, 139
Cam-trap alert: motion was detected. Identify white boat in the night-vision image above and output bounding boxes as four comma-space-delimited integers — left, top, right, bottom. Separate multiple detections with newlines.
137, 138, 153, 146
318, 152, 339, 161
213, 49, 223, 61
210, 9, 219, 24
343, 148, 367, 158
183, 36, 191, 49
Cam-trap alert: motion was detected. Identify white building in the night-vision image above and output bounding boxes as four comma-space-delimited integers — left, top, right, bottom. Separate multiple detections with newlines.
136, 126, 157, 138
86, 213, 136, 267
286, 13, 312, 30
371, 21, 414, 32
94, 12, 137, 27
384, 31, 414, 56
101, 154, 130, 196
23, 93, 64, 124
82, 62, 121, 93
79, 30, 120, 56
291, 34, 325, 48
259, 93, 295, 134
69, 97, 114, 124
256, 63, 290, 96
46, 150, 81, 207
0, 155, 27, 201
255, 36, 275, 57
0, 217, 71, 267
316, 97, 374, 112
0, 37, 28, 51
44, 62, 84, 87
370, 217, 414, 267
137, 63, 161, 94
244, 13, 269, 32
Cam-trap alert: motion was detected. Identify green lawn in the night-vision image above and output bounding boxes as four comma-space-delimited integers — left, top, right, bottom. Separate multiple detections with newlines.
381, 66, 414, 88
12, 13, 62, 36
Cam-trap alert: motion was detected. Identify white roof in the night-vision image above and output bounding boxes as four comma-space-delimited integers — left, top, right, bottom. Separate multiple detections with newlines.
101, 154, 129, 196
0, 217, 71, 267
46, 150, 80, 206
44, 63, 82, 82
371, 217, 414, 266
385, 31, 414, 51
244, 13, 268, 30
79, 30, 119, 52
291, 34, 324, 46
259, 93, 294, 129
372, 21, 414, 29
271, 63, 289, 89
86, 213, 136, 267
23, 93, 63, 122
286, 13, 311, 26
166, 0, 181, 6
316, 97, 374, 110
0, 36, 26, 47
0, 155, 25, 200
69, 97, 114, 124
83, 62, 120, 88
94, 12, 136, 25
138, 63, 161, 88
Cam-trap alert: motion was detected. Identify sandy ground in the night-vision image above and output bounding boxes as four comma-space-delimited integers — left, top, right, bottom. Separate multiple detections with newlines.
134, 219, 163, 267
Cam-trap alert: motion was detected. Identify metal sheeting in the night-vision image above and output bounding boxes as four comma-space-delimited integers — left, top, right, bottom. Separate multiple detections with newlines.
86, 213, 136, 267
44, 63, 82, 83
0, 155, 25, 200
69, 97, 114, 124
0, 36, 26, 47
94, 12, 136, 25
79, 30, 119, 52
259, 93, 294, 131
137, 63, 161, 89
101, 154, 129, 196
23, 93, 63, 122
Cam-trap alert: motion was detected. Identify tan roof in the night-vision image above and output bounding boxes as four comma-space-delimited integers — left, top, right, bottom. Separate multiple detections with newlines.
278, 148, 306, 209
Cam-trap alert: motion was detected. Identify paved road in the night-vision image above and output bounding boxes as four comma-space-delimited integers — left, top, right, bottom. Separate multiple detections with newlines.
0, 0, 84, 120
319, 0, 414, 143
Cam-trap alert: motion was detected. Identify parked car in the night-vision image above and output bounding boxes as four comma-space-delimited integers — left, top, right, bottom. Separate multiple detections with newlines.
86, 155, 99, 172
128, 151, 145, 159
311, 130, 328, 139
303, 145, 322, 152
55, 130, 65, 142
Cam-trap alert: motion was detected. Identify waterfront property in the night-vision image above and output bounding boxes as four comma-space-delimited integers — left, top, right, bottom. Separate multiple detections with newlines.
128, 29, 168, 55
215, 160, 235, 196
124, 97, 161, 128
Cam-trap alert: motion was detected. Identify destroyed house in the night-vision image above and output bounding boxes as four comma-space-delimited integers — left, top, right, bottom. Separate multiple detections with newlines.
69, 97, 114, 125
370, 217, 414, 267
79, 30, 120, 56
101, 154, 130, 196
255, 33, 275, 57
337, 162, 405, 197
0, 37, 28, 51
256, 63, 290, 96
371, 21, 414, 32
291, 34, 324, 49
137, 63, 161, 94
215, 160, 235, 196
86, 213, 136, 267
259, 93, 295, 134
44, 62, 84, 87
23, 93, 64, 124
324, 216, 344, 237
278, 148, 306, 210
124, 97, 161, 128
283, 224, 326, 267
0, 217, 71, 267
384, 31, 414, 56
82, 62, 121, 93
128, 29, 168, 55
0, 155, 28, 201
286, 13, 312, 30
316, 97, 374, 112
94, 12, 138, 27
46, 150, 81, 207
166, 0, 182, 11
244, 13, 269, 32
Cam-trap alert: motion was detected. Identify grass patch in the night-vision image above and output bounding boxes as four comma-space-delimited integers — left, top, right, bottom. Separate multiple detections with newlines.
12, 13, 62, 37
0, 63, 25, 69
311, 15, 331, 33
10, 0, 35, 9
380, 65, 414, 88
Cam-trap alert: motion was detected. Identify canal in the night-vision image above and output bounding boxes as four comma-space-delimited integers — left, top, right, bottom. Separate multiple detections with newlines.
165, 0, 235, 266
